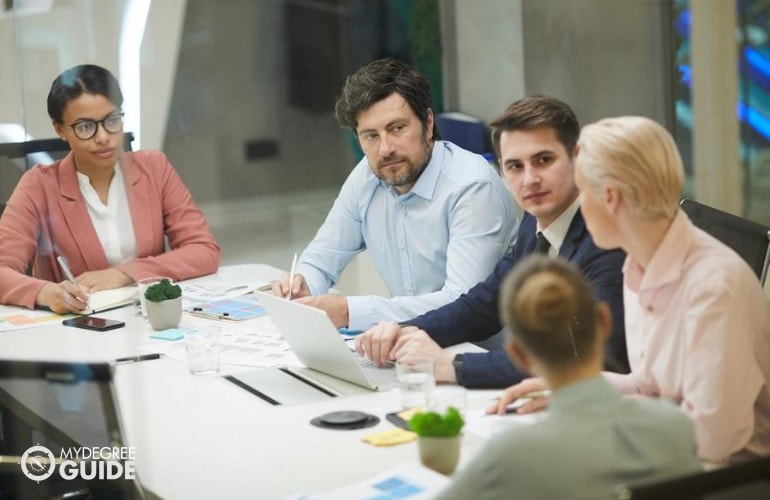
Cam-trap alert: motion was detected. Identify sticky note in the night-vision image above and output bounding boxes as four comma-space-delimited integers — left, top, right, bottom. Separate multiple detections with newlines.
362, 428, 416, 447
149, 328, 184, 341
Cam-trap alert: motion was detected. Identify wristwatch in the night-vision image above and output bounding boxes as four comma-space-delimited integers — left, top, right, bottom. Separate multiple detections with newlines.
452, 353, 464, 386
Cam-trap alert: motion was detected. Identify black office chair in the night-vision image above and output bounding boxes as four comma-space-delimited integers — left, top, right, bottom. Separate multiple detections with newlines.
615, 456, 770, 499
0, 132, 135, 217
680, 198, 770, 286
0, 132, 135, 169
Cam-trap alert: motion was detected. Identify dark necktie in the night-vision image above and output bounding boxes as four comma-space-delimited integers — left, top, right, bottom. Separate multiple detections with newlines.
535, 231, 551, 255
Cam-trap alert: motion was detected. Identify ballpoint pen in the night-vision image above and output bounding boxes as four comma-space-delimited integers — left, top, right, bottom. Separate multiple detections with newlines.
502, 390, 552, 414
56, 255, 78, 284
286, 251, 298, 300
113, 353, 163, 364
190, 308, 230, 320
57, 255, 89, 309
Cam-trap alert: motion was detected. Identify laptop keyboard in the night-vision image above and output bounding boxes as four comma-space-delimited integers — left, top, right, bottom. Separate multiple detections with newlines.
356, 355, 398, 390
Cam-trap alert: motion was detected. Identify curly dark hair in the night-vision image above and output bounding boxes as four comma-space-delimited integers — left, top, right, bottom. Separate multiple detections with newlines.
334, 58, 440, 141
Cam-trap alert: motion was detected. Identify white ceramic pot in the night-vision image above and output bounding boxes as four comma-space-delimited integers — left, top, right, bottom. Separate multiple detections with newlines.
145, 297, 182, 331
417, 434, 462, 475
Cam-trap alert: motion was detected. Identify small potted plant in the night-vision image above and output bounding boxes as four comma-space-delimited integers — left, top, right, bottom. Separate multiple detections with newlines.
143, 278, 183, 330
408, 407, 465, 475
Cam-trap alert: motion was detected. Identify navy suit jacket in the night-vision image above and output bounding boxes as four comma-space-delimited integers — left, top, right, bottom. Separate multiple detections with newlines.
408, 210, 628, 388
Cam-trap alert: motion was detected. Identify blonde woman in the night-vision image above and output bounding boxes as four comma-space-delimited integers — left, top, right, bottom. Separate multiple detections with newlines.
495, 116, 770, 466
439, 256, 699, 500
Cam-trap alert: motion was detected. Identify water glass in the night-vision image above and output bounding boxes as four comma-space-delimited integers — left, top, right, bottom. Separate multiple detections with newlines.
185, 325, 221, 375
430, 385, 467, 416
396, 357, 435, 410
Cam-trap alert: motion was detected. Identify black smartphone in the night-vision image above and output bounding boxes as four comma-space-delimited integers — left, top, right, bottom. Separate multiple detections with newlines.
62, 316, 126, 332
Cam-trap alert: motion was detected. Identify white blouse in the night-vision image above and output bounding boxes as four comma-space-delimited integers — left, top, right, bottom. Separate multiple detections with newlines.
76, 163, 137, 266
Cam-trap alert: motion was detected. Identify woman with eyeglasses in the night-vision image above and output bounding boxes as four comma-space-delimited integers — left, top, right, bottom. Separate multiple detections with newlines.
0, 64, 220, 313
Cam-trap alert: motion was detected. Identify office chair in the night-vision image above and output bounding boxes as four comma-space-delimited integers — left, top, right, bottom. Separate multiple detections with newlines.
680, 198, 770, 286
0, 132, 135, 217
435, 112, 490, 157
615, 455, 770, 499
0, 131, 135, 169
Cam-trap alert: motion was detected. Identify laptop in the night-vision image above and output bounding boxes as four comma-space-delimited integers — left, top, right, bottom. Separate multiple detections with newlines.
0, 360, 154, 499
255, 292, 397, 391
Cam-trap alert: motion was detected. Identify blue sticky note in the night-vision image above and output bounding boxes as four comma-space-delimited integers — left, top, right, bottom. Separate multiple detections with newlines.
150, 328, 184, 341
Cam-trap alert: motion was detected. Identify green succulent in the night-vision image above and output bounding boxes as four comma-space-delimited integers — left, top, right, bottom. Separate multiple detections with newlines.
143, 279, 182, 302
408, 407, 464, 437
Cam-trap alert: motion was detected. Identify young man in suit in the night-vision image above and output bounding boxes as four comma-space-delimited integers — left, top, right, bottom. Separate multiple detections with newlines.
355, 95, 629, 387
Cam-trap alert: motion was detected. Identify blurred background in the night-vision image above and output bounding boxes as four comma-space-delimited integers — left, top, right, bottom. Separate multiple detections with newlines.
1, 0, 768, 296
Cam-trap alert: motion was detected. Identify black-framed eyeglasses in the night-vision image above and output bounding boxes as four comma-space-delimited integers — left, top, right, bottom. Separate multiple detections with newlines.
69, 112, 124, 140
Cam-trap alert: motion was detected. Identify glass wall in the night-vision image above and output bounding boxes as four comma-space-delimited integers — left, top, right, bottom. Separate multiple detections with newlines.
673, 0, 770, 224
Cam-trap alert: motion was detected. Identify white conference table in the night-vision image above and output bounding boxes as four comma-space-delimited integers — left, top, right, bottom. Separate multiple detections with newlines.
0, 264, 492, 499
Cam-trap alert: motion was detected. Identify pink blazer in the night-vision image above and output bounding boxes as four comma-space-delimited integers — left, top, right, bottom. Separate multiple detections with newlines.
0, 150, 221, 309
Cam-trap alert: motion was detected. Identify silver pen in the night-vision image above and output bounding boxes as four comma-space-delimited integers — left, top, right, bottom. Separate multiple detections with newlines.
56, 255, 78, 284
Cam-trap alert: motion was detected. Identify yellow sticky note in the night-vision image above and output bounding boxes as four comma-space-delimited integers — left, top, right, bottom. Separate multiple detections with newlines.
362, 428, 417, 447
397, 407, 424, 423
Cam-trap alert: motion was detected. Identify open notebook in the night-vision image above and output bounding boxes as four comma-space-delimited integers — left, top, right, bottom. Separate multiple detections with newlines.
80, 286, 137, 314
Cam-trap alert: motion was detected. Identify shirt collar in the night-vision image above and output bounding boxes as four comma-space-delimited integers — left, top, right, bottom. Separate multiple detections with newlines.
392, 140, 444, 201
623, 210, 693, 293
537, 195, 581, 253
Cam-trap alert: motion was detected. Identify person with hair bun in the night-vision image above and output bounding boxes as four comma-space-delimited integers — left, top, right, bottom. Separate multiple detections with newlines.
437, 255, 699, 500
496, 116, 770, 466
0, 64, 220, 313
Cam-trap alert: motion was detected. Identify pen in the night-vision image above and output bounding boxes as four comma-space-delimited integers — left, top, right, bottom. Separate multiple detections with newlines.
56, 255, 78, 284
190, 308, 230, 320
286, 251, 298, 300
503, 390, 552, 414
113, 353, 163, 364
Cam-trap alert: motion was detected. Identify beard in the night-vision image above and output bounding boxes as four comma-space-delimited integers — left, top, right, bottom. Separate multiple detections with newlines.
374, 137, 433, 188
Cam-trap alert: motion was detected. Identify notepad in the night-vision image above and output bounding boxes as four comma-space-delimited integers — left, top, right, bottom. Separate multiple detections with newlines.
80, 287, 138, 314
184, 294, 266, 321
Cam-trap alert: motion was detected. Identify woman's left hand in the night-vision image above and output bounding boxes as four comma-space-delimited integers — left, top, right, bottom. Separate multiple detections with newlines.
75, 268, 133, 293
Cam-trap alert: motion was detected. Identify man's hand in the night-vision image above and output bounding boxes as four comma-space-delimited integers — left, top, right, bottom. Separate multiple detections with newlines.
295, 295, 349, 328
272, 272, 310, 299
392, 330, 456, 383
486, 377, 550, 415
36, 281, 90, 314
75, 268, 132, 293
355, 321, 419, 365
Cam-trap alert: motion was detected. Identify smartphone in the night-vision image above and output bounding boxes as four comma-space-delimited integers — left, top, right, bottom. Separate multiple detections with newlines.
62, 316, 126, 332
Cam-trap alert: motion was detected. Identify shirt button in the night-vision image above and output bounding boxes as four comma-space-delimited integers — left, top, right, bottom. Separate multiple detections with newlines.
405, 284, 412, 292
398, 243, 404, 250
397, 203, 403, 209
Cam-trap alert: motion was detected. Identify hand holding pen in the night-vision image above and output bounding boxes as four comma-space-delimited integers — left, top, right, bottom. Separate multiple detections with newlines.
487, 377, 551, 416
46, 255, 90, 313
271, 252, 311, 299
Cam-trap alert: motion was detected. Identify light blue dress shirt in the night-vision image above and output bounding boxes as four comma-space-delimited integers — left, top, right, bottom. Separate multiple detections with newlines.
437, 377, 702, 500
297, 141, 517, 331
